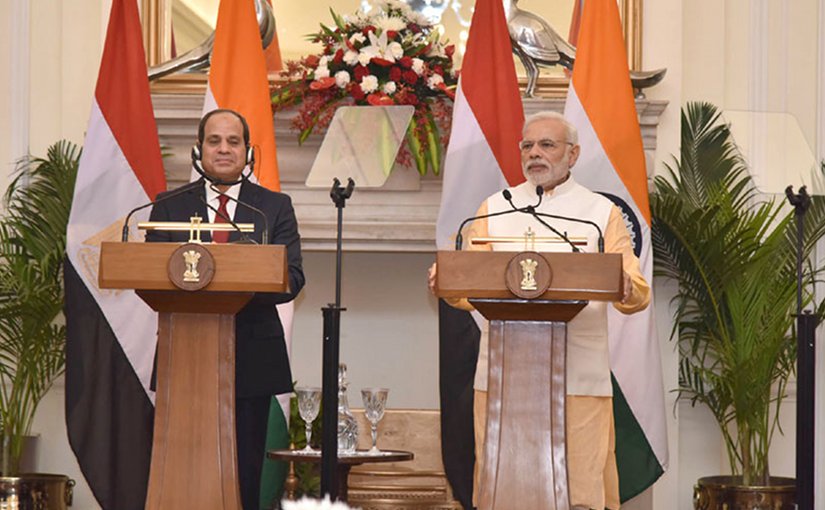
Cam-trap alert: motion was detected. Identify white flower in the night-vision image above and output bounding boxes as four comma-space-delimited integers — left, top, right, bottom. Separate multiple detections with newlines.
411, 58, 425, 75
357, 50, 374, 67
375, 16, 407, 33
283, 495, 355, 510
335, 70, 351, 88
388, 41, 404, 60
343, 50, 359, 66
314, 66, 330, 79
360, 75, 379, 93
318, 55, 329, 67
383, 81, 397, 95
427, 73, 444, 90
349, 33, 366, 45
366, 30, 398, 63
407, 10, 432, 26
426, 44, 446, 58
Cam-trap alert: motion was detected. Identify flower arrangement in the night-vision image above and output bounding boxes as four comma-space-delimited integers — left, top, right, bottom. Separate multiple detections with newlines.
271, 0, 457, 175
283, 496, 356, 510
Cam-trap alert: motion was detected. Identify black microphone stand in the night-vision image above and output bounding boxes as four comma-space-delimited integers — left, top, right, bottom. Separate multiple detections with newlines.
786, 185, 816, 510
320, 177, 355, 499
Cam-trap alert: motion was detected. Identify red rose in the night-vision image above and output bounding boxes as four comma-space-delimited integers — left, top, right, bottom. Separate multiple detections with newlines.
305, 55, 320, 68
433, 65, 444, 76
403, 70, 418, 85
333, 48, 344, 64
409, 23, 421, 34
309, 77, 336, 91
399, 56, 413, 69
353, 65, 369, 82
386, 30, 398, 40
389, 66, 402, 82
367, 93, 394, 106
351, 84, 365, 101
371, 57, 394, 67
362, 25, 376, 36
445, 45, 455, 58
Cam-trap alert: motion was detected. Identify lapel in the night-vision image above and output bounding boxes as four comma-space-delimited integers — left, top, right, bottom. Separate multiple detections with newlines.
190, 181, 211, 243
232, 180, 261, 244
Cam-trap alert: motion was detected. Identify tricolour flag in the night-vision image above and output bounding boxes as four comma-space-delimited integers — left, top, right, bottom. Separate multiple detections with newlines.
197, 1, 291, 506
434, 0, 523, 505
64, 0, 166, 508
563, 0, 668, 501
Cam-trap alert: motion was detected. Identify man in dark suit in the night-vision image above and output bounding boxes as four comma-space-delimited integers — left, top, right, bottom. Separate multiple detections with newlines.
145, 108, 304, 509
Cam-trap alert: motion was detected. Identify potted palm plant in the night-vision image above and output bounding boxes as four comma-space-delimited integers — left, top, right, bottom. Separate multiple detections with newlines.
0, 141, 79, 508
651, 102, 825, 508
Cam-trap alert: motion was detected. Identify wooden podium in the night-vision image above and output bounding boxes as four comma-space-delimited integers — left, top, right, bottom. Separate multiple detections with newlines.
436, 251, 622, 510
98, 242, 289, 510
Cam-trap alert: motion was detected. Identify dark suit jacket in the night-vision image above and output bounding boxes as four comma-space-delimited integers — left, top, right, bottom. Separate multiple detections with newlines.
145, 178, 305, 397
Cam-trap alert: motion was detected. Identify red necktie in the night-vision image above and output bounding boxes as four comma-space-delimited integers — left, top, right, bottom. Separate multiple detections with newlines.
212, 194, 230, 243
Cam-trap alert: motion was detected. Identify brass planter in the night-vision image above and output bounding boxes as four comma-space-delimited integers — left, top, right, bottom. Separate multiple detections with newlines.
693, 475, 795, 510
0, 474, 74, 510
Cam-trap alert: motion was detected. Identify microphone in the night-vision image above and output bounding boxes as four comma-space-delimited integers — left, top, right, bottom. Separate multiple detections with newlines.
195, 193, 256, 244
121, 180, 203, 242
454, 187, 544, 250
502, 188, 581, 253
207, 183, 270, 245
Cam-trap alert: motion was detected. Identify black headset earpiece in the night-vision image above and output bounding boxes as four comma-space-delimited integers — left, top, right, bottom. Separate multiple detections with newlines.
192, 143, 202, 161
245, 145, 253, 166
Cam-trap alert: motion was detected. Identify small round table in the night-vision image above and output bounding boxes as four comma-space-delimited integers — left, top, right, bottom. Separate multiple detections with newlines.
267, 449, 414, 503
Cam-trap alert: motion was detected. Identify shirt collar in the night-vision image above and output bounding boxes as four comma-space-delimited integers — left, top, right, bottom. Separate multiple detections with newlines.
204, 180, 242, 204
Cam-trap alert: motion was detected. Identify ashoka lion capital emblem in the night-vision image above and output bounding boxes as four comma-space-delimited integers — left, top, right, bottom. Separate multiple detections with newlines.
519, 258, 538, 291
182, 249, 202, 282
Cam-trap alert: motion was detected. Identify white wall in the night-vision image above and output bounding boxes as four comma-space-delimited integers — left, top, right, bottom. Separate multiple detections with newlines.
290, 251, 441, 409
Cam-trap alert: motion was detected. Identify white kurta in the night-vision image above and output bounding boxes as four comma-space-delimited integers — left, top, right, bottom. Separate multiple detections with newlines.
471, 178, 618, 396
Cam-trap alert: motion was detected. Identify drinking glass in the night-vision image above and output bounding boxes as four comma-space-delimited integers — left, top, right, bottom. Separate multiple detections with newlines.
361, 387, 389, 453
295, 386, 322, 452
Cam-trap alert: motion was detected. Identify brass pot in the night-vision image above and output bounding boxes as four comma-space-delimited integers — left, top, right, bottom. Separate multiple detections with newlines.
693, 475, 795, 510
0, 474, 74, 510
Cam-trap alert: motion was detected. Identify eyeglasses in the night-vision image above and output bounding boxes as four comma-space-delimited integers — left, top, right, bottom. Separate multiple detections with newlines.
518, 139, 573, 153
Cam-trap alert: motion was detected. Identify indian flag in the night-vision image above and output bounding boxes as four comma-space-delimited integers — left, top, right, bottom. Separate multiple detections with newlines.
564, 0, 668, 501
198, 0, 291, 506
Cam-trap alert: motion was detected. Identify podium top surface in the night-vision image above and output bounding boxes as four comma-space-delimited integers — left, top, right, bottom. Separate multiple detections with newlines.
435, 250, 622, 302
98, 242, 288, 293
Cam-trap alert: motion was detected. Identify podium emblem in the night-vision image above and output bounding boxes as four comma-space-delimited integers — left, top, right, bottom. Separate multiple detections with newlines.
183, 250, 202, 282
519, 258, 538, 290
505, 252, 552, 299
168, 243, 215, 291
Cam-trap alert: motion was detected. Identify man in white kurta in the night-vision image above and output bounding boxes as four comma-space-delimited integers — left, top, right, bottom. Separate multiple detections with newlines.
430, 112, 650, 510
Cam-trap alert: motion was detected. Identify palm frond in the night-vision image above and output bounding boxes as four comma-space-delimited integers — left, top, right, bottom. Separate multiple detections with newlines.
0, 140, 79, 475
651, 102, 825, 485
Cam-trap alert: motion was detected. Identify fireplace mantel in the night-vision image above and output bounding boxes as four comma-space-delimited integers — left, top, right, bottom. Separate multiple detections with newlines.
152, 95, 667, 252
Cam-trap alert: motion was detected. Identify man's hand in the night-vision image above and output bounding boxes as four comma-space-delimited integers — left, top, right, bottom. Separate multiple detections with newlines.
621, 270, 633, 304
427, 263, 437, 295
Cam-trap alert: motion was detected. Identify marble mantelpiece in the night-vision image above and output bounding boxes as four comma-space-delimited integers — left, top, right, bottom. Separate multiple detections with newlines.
152, 95, 667, 252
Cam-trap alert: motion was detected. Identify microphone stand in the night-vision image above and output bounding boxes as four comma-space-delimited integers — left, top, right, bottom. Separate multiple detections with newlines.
320, 177, 355, 499
786, 185, 816, 510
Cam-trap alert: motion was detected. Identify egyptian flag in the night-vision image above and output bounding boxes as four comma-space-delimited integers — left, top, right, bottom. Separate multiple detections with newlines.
434, 0, 524, 506
195, 1, 291, 506
563, 0, 669, 501
64, 0, 166, 508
